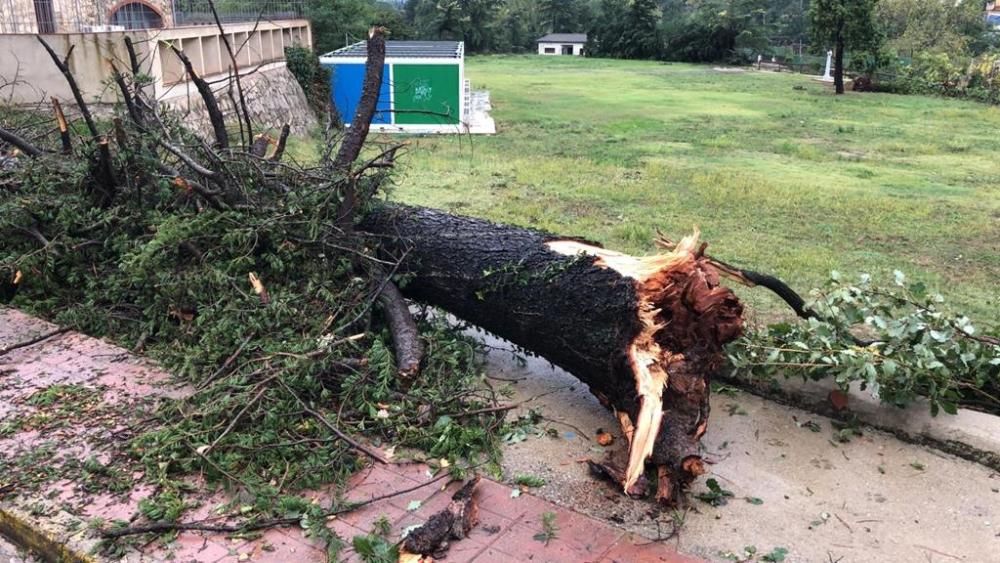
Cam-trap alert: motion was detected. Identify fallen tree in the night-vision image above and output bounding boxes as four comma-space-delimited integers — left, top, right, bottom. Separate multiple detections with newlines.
360, 205, 745, 502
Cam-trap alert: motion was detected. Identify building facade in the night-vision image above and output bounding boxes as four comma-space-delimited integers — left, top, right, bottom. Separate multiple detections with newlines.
536, 33, 586, 56
0, 0, 177, 33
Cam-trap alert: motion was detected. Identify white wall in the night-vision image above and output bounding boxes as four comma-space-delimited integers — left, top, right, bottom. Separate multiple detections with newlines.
0, 20, 311, 104
537, 42, 584, 56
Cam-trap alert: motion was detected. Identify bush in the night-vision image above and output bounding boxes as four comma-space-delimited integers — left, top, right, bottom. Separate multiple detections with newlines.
284, 46, 332, 118
873, 51, 1000, 105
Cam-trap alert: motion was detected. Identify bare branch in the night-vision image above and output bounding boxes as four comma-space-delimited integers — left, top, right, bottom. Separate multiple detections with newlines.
50, 97, 72, 154
333, 27, 387, 228
0, 126, 44, 158
334, 28, 387, 171
157, 139, 219, 179
169, 43, 229, 149
207, 0, 254, 145
109, 62, 140, 125
377, 274, 423, 379
268, 124, 290, 162
36, 36, 98, 138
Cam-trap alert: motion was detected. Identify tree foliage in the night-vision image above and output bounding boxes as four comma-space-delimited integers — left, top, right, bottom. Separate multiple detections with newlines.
0, 32, 512, 553
661, 0, 770, 63
809, 0, 881, 93
877, 0, 990, 57
729, 271, 1000, 416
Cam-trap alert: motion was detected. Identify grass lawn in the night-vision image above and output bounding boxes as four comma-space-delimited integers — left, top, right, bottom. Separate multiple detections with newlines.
384, 55, 1000, 326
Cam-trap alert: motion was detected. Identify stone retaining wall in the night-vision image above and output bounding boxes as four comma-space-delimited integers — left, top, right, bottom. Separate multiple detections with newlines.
161, 63, 318, 137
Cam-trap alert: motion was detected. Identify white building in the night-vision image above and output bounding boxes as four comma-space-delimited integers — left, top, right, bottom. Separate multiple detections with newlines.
536, 33, 586, 56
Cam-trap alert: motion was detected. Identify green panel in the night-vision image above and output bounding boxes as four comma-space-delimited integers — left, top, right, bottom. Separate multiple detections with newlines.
392, 64, 460, 125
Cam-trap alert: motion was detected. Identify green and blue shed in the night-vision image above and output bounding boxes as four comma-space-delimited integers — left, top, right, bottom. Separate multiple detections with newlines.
319, 41, 466, 133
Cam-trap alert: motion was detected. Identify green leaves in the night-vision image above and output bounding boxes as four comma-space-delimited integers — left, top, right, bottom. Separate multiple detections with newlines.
728, 271, 1000, 417
695, 478, 734, 506
533, 511, 559, 545
514, 474, 546, 488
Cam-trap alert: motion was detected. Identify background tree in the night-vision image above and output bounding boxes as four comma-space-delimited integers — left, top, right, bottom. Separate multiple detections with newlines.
305, 0, 374, 54
877, 0, 989, 57
809, 0, 881, 94
589, 0, 628, 57
621, 0, 662, 59
661, 0, 767, 63
403, 0, 504, 52
496, 0, 547, 52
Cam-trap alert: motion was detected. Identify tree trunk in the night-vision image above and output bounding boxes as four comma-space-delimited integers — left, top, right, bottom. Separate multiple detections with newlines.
834, 34, 845, 95
359, 205, 745, 503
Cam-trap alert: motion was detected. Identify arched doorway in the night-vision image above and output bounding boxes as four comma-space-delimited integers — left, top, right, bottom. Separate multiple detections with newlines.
110, 2, 164, 30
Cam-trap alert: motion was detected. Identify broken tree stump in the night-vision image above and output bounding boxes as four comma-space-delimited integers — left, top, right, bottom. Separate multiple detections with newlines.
402, 476, 480, 557
359, 205, 745, 503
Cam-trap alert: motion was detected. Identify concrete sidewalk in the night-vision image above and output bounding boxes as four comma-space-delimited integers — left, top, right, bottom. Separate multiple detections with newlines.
480, 333, 1000, 563
0, 308, 695, 562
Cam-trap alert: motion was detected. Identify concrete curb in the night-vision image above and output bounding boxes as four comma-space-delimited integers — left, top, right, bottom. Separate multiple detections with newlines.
0, 504, 93, 563
718, 371, 1000, 473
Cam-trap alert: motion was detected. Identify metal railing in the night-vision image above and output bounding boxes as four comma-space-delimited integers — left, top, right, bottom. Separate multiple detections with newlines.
171, 0, 303, 27
0, 0, 304, 33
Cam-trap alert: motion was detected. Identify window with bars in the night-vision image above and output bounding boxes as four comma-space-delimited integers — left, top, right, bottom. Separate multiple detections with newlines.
110, 3, 165, 29
33, 0, 56, 33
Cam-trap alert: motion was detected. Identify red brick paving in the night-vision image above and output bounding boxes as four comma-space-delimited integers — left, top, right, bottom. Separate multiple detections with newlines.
0, 307, 700, 562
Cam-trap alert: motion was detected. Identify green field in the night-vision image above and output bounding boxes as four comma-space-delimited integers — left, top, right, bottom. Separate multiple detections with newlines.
389, 56, 1000, 325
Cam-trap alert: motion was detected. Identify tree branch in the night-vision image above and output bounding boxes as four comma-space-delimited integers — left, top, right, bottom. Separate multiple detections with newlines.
207, 0, 254, 145
376, 273, 423, 379
268, 124, 290, 162
277, 378, 389, 464
51, 97, 71, 154
0, 126, 44, 158
333, 27, 387, 228
36, 36, 98, 138
169, 44, 229, 149
99, 467, 459, 539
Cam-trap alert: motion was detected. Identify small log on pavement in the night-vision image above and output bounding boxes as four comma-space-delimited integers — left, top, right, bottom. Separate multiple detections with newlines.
402, 476, 480, 557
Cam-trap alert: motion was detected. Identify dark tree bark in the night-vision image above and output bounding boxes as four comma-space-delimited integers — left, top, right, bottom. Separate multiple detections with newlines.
269, 124, 291, 162
360, 205, 746, 503
402, 476, 479, 556
335, 27, 387, 228
834, 27, 845, 95
170, 44, 229, 149
376, 273, 424, 378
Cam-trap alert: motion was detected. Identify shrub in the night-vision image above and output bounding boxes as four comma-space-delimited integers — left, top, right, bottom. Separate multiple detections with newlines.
284, 46, 332, 118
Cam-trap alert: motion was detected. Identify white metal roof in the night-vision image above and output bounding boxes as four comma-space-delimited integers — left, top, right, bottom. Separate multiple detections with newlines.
321, 41, 464, 59
536, 33, 587, 44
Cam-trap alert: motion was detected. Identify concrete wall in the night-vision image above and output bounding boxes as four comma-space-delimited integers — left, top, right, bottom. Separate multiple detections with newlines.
0, 20, 316, 135
0, 19, 311, 104
0, 31, 143, 103
537, 42, 584, 56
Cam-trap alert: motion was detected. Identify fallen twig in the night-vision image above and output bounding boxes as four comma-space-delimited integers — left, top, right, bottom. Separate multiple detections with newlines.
277, 378, 390, 463
0, 326, 71, 357
100, 464, 459, 539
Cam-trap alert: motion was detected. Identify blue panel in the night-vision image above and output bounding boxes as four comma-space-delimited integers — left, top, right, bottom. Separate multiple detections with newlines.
327, 63, 391, 125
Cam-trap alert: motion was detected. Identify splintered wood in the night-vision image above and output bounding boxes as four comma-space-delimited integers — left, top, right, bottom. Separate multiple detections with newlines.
400, 476, 480, 560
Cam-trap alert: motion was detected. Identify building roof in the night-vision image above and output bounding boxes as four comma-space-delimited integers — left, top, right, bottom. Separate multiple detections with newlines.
321, 41, 463, 59
537, 33, 587, 44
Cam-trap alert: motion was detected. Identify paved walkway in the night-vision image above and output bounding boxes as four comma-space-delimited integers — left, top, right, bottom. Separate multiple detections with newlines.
0, 307, 696, 562
483, 333, 1000, 562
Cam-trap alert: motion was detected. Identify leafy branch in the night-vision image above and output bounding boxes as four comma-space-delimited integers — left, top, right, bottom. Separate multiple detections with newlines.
729, 271, 1000, 415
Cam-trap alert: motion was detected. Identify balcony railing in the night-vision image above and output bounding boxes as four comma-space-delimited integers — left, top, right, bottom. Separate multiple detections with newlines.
171, 0, 304, 27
